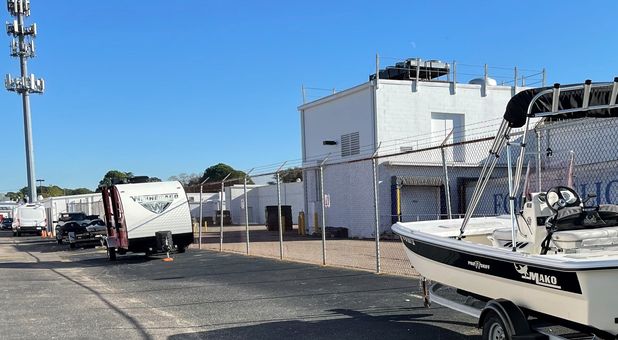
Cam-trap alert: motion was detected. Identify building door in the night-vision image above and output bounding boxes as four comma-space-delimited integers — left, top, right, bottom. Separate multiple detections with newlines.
400, 185, 441, 222
431, 112, 465, 162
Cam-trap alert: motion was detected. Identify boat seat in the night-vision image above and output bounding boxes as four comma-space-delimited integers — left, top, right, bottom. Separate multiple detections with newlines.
550, 205, 618, 250
491, 228, 529, 249
553, 204, 618, 230
552, 225, 618, 249
492, 228, 512, 241
598, 204, 618, 225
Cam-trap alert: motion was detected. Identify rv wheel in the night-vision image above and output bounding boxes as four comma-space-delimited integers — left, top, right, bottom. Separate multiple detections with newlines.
107, 247, 117, 261
482, 311, 510, 340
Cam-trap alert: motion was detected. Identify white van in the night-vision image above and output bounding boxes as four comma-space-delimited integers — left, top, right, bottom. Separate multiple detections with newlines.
13, 203, 47, 236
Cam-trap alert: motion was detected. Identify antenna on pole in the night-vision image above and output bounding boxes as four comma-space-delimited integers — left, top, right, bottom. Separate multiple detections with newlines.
5, 0, 44, 202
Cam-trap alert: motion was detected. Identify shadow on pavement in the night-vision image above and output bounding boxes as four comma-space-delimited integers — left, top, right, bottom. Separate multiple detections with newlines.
167, 308, 479, 340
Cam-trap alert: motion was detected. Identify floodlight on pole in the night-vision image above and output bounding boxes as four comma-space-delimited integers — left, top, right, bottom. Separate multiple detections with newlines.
5, 0, 44, 203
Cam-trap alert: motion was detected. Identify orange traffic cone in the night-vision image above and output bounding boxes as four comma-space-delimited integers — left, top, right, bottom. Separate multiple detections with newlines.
162, 251, 174, 262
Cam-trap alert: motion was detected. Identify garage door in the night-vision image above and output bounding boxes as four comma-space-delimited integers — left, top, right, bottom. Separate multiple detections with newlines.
400, 185, 441, 222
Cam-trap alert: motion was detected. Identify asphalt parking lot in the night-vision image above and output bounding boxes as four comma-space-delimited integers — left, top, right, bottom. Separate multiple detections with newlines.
0, 231, 480, 339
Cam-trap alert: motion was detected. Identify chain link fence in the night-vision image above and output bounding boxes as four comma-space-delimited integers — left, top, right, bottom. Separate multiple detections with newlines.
191, 116, 618, 277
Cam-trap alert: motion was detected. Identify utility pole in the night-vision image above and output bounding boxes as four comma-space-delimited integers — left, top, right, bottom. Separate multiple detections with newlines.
36, 178, 43, 196
5, 0, 45, 203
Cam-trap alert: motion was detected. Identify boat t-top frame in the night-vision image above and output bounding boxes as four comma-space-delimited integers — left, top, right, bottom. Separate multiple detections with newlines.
459, 78, 618, 251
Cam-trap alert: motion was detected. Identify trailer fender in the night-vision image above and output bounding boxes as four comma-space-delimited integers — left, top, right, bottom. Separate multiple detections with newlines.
479, 299, 545, 340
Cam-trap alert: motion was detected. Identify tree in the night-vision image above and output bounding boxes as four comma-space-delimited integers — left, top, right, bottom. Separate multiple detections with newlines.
148, 177, 162, 182
16, 185, 93, 198
98, 170, 134, 188
200, 163, 254, 185
168, 173, 199, 186
44, 185, 65, 197
70, 188, 94, 195
276, 167, 303, 183
5, 192, 23, 201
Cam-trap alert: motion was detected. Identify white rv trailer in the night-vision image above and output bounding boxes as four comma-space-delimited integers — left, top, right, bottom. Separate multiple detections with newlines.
101, 180, 193, 260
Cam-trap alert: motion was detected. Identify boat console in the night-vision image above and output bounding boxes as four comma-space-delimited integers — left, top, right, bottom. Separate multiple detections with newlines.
490, 186, 618, 254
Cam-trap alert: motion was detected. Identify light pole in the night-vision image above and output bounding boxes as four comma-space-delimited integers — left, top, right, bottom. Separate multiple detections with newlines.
5, 0, 45, 203
36, 178, 44, 196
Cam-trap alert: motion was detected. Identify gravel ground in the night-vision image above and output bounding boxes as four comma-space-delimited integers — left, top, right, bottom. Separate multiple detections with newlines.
196, 225, 418, 276
0, 231, 480, 339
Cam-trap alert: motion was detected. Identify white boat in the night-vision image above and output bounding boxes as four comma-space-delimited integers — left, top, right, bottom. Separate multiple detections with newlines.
393, 79, 618, 339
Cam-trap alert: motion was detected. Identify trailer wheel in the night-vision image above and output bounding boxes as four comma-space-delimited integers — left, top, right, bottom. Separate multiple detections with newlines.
107, 247, 117, 261
482, 311, 510, 340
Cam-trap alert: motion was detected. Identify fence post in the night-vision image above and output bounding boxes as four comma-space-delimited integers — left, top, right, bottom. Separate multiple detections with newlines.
319, 156, 329, 265
375, 53, 380, 90
198, 177, 209, 249
414, 57, 421, 92
482, 63, 488, 97
440, 130, 454, 219
513, 66, 518, 93
244, 169, 253, 255
276, 162, 287, 260
372, 143, 381, 274
301, 84, 306, 104
452, 60, 457, 94
536, 130, 542, 191
220, 173, 231, 252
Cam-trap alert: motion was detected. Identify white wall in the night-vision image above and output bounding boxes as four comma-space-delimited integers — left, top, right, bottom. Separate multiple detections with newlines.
40, 193, 103, 231
376, 80, 514, 161
226, 182, 304, 225
187, 192, 223, 221
300, 83, 375, 166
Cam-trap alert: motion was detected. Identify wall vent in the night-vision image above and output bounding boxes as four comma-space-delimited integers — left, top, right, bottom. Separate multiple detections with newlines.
341, 132, 360, 157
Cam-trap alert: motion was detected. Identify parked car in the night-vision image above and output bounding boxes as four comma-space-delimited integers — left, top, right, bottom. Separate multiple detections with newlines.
55, 212, 90, 244
1, 218, 13, 230
55, 213, 106, 248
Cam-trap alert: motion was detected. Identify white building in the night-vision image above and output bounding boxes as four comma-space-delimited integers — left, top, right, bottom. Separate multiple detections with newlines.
225, 181, 304, 225
299, 59, 533, 237
39, 193, 103, 231
187, 182, 304, 225
187, 192, 223, 223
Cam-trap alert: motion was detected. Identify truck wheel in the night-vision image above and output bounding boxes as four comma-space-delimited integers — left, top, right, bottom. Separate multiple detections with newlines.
482, 311, 510, 340
107, 247, 117, 261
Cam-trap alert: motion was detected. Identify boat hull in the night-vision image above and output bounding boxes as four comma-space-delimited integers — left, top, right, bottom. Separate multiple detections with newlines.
400, 235, 618, 336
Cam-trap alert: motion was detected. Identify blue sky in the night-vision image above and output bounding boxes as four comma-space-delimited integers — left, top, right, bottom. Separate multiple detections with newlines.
1, 1, 617, 192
